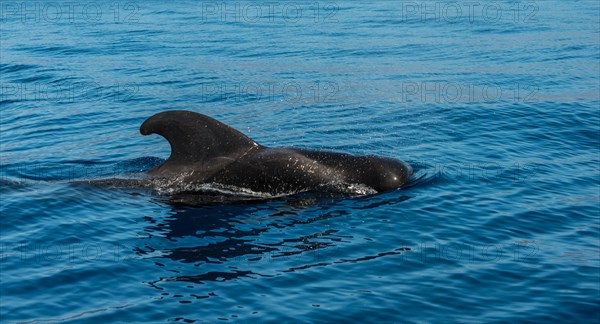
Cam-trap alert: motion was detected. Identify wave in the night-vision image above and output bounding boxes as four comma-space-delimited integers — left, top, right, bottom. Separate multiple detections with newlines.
80, 175, 380, 198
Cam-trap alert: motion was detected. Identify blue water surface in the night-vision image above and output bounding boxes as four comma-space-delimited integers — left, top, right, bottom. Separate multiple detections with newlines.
1, 1, 599, 323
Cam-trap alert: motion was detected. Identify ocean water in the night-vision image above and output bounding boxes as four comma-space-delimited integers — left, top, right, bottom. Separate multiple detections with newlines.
1, 0, 599, 322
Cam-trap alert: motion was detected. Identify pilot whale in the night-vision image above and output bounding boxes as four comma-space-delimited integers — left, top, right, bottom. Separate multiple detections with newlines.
139, 110, 412, 195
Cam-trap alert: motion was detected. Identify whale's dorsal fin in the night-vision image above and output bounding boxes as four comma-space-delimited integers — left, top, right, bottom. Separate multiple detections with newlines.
140, 110, 262, 175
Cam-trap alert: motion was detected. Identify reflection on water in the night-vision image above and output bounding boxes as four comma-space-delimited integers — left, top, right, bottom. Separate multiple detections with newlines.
138, 193, 414, 292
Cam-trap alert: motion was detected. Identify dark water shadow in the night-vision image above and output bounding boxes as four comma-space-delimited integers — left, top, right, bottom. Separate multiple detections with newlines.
140, 188, 416, 291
